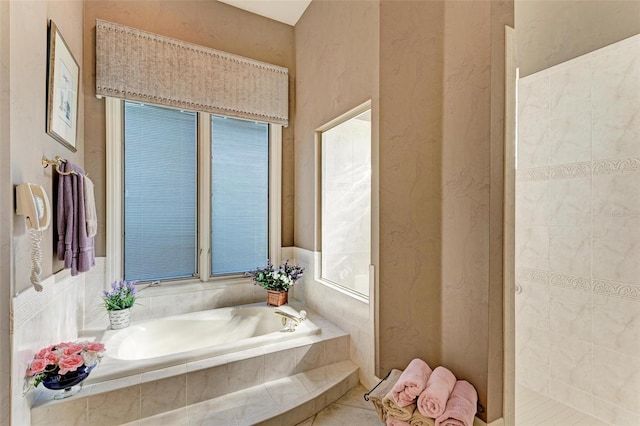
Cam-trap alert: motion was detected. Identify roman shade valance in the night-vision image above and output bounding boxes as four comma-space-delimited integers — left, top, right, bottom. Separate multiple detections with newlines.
95, 20, 289, 126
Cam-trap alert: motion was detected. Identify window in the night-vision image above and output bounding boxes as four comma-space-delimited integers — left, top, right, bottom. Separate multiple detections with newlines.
320, 107, 372, 298
124, 103, 198, 281
211, 116, 269, 275
112, 100, 280, 283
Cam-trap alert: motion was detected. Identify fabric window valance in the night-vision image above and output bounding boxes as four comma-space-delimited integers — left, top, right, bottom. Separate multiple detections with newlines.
95, 20, 289, 126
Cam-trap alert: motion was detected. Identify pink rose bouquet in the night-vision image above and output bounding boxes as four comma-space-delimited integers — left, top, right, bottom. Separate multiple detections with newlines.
24, 341, 105, 392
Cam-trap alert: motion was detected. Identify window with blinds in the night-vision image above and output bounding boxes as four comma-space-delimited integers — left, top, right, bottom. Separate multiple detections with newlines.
123, 102, 269, 282
211, 116, 269, 275
124, 103, 198, 281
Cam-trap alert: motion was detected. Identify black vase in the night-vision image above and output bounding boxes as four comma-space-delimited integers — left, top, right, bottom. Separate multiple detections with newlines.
41, 363, 95, 398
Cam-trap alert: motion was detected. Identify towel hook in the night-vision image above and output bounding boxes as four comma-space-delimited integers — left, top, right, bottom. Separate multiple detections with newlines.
42, 155, 75, 176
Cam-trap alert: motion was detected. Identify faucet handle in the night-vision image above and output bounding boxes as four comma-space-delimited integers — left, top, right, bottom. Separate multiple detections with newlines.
299, 310, 307, 320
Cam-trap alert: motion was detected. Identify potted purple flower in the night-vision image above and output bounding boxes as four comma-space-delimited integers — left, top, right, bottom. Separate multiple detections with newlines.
246, 260, 305, 306
102, 279, 137, 329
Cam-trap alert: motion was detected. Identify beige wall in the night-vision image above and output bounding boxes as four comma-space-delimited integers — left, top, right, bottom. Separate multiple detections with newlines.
0, 1, 10, 423
294, 0, 379, 252
516, 0, 640, 76
377, 0, 443, 389
83, 0, 296, 255
296, 0, 512, 421
11, 1, 85, 294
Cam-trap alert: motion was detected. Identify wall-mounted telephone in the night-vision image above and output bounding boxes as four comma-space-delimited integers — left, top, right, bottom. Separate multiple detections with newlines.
16, 183, 51, 231
16, 183, 51, 292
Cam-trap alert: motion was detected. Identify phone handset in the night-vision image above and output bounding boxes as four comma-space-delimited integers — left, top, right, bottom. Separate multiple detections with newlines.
16, 183, 52, 292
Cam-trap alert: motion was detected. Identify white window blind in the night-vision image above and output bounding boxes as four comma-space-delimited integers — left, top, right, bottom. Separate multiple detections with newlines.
211, 116, 269, 275
124, 102, 198, 281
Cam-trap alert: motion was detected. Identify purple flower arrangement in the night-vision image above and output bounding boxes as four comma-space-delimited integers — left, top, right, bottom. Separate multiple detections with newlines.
102, 279, 138, 311
245, 260, 305, 292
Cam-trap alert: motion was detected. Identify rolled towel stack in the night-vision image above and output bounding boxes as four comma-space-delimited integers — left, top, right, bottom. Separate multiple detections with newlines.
370, 369, 403, 421
382, 391, 416, 422
392, 358, 433, 407
367, 359, 476, 426
387, 418, 411, 426
417, 366, 457, 417
410, 411, 436, 426
435, 380, 478, 426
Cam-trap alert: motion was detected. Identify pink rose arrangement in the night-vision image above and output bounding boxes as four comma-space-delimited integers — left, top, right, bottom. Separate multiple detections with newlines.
25, 341, 105, 391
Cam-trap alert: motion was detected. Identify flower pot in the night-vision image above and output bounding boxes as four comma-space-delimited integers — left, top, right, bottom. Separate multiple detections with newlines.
108, 307, 131, 329
42, 362, 96, 399
266, 290, 288, 307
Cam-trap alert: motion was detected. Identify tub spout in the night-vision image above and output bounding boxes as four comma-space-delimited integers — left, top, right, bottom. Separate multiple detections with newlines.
274, 309, 306, 331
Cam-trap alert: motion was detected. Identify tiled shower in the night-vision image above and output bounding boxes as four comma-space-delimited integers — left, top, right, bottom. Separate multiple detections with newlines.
515, 34, 640, 425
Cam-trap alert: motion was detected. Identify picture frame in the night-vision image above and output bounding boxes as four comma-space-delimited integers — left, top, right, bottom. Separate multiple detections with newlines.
46, 20, 79, 152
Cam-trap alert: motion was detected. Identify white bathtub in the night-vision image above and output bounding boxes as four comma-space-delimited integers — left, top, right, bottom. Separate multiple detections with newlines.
89, 303, 320, 382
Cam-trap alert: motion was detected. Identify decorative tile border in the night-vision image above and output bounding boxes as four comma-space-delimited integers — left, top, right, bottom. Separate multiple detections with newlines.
516, 268, 550, 285
593, 279, 640, 302
516, 167, 549, 182
517, 157, 640, 182
592, 157, 640, 175
549, 162, 592, 180
516, 268, 640, 302
549, 273, 591, 292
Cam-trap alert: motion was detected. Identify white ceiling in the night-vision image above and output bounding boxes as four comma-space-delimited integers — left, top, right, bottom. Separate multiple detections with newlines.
218, 0, 312, 26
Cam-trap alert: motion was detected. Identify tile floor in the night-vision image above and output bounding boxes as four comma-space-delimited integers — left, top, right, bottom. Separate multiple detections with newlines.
295, 384, 383, 425
516, 386, 609, 426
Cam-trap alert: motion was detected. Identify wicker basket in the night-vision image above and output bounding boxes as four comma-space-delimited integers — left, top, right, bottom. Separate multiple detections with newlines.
266, 290, 288, 307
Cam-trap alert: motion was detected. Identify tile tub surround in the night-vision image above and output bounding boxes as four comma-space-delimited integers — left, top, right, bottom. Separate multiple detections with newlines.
11, 271, 85, 426
30, 302, 351, 425
515, 34, 640, 422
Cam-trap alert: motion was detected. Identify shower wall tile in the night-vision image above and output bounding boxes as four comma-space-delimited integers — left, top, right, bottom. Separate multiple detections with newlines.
548, 59, 591, 166
549, 286, 591, 343
548, 378, 593, 416
548, 113, 591, 165
548, 176, 590, 226
592, 171, 640, 229
515, 325, 549, 394
518, 74, 550, 169
515, 280, 549, 331
515, 226, 549, 271
548, 225, 591, 277
517, 35, 640, 423
591, 37, 640, 161
592, 294, 640, 359
592, 224, 640, 284
549, 333, 592, 393
593, 397, 640, 426
592, 346, 640, 414
515, 180, 548, 227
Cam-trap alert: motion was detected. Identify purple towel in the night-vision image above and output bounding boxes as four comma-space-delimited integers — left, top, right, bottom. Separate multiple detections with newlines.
57, 161, 95, 275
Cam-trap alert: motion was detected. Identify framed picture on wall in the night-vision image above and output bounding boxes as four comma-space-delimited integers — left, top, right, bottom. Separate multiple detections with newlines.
46, 20, 79, 152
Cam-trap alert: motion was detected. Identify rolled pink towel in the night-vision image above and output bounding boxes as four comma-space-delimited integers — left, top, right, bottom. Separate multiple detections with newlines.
435, 380, 478, 426
417, 366, 457, 417
391, 358, 433, 407
387, 417, 411, 426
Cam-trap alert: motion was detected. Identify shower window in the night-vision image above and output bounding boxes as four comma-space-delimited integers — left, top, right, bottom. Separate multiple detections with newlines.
120, 101, 277, 283
319, 106, 372, 298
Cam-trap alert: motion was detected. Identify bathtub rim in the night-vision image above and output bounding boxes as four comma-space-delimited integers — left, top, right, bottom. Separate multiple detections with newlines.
82, 301, 321, 384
